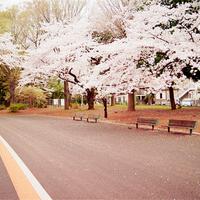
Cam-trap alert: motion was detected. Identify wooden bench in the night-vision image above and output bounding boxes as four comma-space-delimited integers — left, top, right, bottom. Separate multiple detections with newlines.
87, 114, 100, 123
72, 113, 84, 121
136, 118, 158, 130
168, 119, 197, 135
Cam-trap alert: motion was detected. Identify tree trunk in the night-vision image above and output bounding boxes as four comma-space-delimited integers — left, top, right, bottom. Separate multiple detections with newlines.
128, 90, 136, 111
64, 80, 70, 110
86, 88, 96, 110
111, 94, 115, 106
81, 94, 84, 107
169, 87, 176, 110
9, 81, 15, 104
148, 94, 154, 105
102, 97, 108, 118
29, 97, 33, 108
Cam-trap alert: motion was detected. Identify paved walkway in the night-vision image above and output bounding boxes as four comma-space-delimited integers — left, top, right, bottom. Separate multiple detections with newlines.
0, 115, 200, 199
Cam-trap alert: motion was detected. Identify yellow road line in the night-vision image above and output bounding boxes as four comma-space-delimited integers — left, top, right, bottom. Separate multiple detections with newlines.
0, 136, 52, 200
0, 142, 40, 200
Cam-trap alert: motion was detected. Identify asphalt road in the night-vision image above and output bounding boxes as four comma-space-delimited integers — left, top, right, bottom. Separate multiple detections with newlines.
0, 115, 200, 200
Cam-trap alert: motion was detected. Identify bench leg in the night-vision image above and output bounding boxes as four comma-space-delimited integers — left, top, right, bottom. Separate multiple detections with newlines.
87, 118, 89, 122
190, 129, 192, 135
95, 118, 97, 123
168, 127, 170, 132
136, 123, 138, 129
152, 125, 154, 131
80, 117, 82, 121
73, 117, 75, 120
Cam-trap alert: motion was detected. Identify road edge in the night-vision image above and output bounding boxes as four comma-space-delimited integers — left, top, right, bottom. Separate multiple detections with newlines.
0, 136, 52, 200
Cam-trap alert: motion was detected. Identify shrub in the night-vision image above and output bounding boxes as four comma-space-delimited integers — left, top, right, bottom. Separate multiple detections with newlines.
71, 103, 80, 109
0, 105, 6, 110
9, 103, 27, 113
15, 86, 47, 108
9, 104, 19, 113
34, 99, 47, 108
17, 103, 28, 110
71, 94, 87, 105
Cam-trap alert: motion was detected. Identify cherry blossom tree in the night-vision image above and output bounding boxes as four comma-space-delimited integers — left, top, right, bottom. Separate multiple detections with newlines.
22, 1, 95, 109
133, 0, 200, 109
21, 0, 200, 113
0, 33, 24, 104
10, 0, 86, 50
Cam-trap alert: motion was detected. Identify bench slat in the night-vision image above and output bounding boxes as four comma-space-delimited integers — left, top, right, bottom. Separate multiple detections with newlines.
137, 118, 158, 125
136, 118, 158, 130
73, 113, 84, 121
168, 119, 197, 135
168, 120, 196, 128
87, 114, 100, 123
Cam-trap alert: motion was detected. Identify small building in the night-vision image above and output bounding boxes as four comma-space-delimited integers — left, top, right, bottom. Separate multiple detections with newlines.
114, 80, 200, 106
155, 80, 200, 106
115, 88, 147, 105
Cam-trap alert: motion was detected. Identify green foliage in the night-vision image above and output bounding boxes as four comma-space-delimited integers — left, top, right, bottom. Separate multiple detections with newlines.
155, 1, 199, 36
48, 78, 64, 99
16, 86, 47, 108
0, 64, 21, 105
154, 51, 168, 64
0, 76, 8, 105
0, 105, 6, 110
137, 48, 200, 82
185, 3, 200, 15
34, 98, 47, 108
71, 103, 80, 109
9, 104, 19, 112
18, 103, 28, 110
71, 94, 87, 105
155, 19, 179, 30
9, 103, 27, 112
0, 11, 11, 34
182, 65, 200, 82
136, 59, 150, 69
160, 0, 193, 8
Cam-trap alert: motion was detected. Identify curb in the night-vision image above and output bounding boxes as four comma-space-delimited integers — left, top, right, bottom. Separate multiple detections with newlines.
1, 114, 199, 135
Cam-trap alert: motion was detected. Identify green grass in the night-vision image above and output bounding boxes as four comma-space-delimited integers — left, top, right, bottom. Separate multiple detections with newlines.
9, 103, 28, 113
65, 103, 171, 111
104, 104, 171, 110
50, 103, 200, 113
136, 104, 171, 110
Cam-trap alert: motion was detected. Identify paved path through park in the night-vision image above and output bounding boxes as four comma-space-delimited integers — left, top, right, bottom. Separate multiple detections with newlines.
0, 115, 200, 199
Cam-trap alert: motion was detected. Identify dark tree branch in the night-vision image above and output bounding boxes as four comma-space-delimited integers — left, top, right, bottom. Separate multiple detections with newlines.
58, 71, 83, 88
99, 67, 110, 75
179, 23, 195, 42
68, 68, 80, 83
149, 32, 170, 44
90, 56, 102, 65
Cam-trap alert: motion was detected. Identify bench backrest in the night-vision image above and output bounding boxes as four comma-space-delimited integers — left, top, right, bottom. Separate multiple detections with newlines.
168, 119, 197, 128
75, 113, 84, 117
88, 114, 100, 119
137, 118, 158, 125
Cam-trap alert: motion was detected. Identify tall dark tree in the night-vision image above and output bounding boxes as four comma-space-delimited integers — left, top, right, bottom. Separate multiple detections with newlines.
0, 74, 8, 105
86, 87, 97, 110
0, 64, 21, 105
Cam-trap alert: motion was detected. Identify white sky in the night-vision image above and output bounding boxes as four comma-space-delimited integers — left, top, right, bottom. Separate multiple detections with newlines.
0, 0, 27, 10
0, 0, 90, 11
